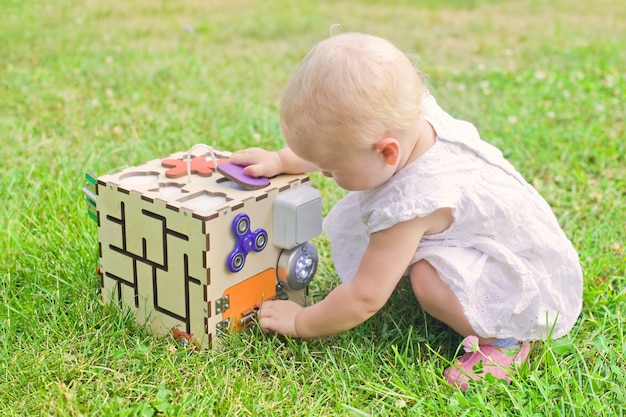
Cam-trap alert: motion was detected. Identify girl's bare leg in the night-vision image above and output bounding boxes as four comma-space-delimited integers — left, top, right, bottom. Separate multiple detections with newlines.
409, 260, 498, 345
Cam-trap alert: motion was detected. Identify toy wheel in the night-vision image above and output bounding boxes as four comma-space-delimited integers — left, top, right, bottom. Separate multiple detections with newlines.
233, 214, 250, 236
230, 252, 246, 272
254, 230, 268, 251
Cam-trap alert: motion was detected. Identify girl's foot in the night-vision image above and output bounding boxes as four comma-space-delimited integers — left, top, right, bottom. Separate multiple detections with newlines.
444, 336, 531, 390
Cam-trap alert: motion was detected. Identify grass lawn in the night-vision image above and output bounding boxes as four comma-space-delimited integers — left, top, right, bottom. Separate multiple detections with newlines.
1, 0, 625, 415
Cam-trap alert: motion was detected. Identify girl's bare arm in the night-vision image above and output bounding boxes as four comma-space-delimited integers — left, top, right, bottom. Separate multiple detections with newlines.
230, 147, 319, 177
257, 208, 453, 337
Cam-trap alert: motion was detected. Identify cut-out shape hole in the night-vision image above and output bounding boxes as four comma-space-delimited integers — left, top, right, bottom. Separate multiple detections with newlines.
119, 171, 159, 185
158, 183, 185, 198
178, 191, 230, 212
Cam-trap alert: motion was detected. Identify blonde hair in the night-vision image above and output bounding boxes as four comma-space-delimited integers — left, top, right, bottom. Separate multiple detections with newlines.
280, 32, 426, 160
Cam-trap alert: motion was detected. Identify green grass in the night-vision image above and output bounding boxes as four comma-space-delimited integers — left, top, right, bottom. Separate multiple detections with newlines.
1, 0, 625, 415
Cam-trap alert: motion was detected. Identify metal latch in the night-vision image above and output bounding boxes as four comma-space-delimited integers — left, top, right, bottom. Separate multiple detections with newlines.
215, 295, 230, 314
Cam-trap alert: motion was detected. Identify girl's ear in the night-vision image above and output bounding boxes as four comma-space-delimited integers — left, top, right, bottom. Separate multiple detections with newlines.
374, 137, 400, 166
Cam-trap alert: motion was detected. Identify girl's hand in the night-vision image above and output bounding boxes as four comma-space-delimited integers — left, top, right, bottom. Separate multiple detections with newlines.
229, 147, 283, 178
256, 299, 303, 337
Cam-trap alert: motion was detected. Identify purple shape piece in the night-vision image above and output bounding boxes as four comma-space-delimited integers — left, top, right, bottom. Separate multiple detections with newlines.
217, 163, 269, 190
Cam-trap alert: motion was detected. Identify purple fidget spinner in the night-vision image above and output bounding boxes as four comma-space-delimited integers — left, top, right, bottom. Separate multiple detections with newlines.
227, 213, 268, 273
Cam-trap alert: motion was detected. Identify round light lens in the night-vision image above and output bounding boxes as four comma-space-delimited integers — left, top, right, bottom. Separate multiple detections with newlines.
277, 242, 318, 290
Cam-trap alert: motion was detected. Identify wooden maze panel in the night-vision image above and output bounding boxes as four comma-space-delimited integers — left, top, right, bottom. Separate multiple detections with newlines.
99, 184, 208, 337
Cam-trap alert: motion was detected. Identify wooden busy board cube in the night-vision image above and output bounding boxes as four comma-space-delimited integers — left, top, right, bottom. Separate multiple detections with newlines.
87, 146, 322, 348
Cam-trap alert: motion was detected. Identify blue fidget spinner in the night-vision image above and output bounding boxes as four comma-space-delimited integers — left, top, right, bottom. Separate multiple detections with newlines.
227, 213, 268, 273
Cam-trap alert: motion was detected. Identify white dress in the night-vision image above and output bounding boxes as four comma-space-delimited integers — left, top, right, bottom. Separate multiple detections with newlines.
323, 95, 583, 341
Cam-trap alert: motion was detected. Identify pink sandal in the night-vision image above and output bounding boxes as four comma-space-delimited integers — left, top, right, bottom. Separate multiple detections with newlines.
444, 336, 531, 390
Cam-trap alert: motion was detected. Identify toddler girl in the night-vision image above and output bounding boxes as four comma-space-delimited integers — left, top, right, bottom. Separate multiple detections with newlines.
230, 32, 583, 389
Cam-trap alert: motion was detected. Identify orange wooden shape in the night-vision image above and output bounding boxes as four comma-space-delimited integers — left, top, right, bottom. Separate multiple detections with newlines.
222, 268, 277, 332
162, 157, 229, 178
